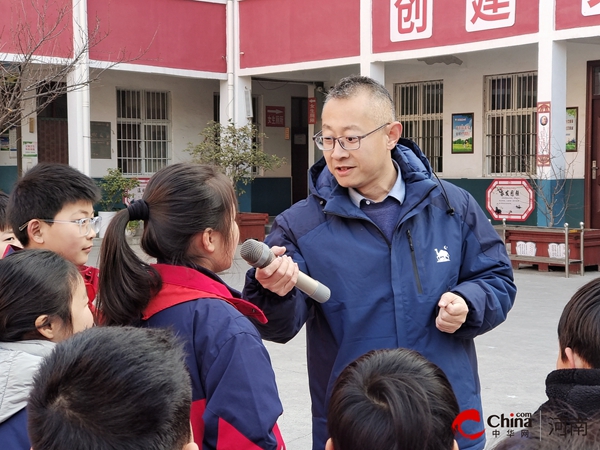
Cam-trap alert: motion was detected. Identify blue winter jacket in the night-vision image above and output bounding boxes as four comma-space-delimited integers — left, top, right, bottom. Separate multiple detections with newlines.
244, 139, 517, 450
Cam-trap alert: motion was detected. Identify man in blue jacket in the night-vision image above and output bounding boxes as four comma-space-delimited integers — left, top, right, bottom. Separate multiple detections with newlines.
244, 75, 516, 450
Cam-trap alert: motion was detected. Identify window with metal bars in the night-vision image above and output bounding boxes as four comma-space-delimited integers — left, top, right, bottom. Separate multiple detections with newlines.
394, 81, 443, 172
484, 72, 537, 175
117, 89, 171, 175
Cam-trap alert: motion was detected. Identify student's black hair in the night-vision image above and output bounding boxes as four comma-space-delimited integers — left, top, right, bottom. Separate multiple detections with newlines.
558, 277, 600, 368
27, 326, 192, 450
0, 191, 9, 231
327, 348, 459, 450
97, 163, 237, 326
7, 163, 100, 246
0, 249, 80, 341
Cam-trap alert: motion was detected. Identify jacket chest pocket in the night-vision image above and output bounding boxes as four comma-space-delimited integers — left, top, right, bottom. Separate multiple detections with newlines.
403, 228, 460, 298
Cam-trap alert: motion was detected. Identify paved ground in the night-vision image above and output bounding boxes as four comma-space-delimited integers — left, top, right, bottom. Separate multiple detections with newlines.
89, 239, 599, 450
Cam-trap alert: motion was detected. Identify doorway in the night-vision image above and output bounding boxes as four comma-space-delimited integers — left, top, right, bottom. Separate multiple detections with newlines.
37, 89, 68, 164
586, 62, 600, 228
291, 97, 308, 203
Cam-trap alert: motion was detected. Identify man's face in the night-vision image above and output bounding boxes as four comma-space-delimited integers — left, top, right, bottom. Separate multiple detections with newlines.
321, 91, 399, 201
35, 200, 97, 267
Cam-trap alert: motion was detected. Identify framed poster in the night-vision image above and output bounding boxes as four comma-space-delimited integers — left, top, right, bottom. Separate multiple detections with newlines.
452, 113, 474, 153
566, 107, 578, 152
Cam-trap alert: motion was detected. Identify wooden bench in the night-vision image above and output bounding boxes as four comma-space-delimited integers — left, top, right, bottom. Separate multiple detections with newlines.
494, 220, 585, 278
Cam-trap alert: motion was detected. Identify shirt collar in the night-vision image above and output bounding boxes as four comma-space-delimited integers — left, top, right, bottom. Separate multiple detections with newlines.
348, 159, 405, 207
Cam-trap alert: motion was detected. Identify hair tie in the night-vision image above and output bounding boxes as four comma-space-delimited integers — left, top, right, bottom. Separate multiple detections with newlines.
127, 200, 150, 221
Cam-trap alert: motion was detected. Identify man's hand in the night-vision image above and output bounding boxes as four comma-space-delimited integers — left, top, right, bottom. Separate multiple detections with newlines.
255, 246, 299, 297
436, 292, 468, 333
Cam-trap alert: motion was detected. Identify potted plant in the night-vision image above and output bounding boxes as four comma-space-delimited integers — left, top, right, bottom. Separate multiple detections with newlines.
186, 120, 285, 242
97, 168, 140, 238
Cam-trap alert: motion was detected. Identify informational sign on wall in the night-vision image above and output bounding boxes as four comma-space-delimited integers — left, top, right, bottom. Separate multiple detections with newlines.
537, 101, 551, 167
23, 141, 37, 158
266, 106, 285, 127
308, 98, 317, 125
91, 121, 112, 159
486, 178, 534, 221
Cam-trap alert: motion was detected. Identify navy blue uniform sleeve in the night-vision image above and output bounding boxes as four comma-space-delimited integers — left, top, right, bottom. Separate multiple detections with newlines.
449, 188, 517, 339
243, 214, 312, 344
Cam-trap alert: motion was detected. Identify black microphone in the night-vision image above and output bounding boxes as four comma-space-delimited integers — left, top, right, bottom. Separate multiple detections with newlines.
240, 239, 331, 303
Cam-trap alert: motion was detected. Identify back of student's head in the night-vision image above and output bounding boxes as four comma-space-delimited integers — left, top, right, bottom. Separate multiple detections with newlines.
0, 249, 80, 341
27, 326, 193, 450
327, 348, 459, 450
98, 163, 237, 326
558, 277, 600, 368
8, 163, 100, 246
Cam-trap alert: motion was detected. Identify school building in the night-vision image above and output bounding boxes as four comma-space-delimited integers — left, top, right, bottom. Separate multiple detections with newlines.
1, 0, 600, 227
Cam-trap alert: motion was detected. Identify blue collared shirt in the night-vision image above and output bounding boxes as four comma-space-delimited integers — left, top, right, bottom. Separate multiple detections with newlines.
348, 159, 405, 207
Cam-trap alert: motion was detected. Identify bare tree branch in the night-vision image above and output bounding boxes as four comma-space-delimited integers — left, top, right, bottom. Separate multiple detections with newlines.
0, 0, 150, 135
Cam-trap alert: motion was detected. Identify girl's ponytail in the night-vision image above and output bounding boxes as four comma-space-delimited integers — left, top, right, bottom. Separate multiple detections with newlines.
96, 207, 161, 326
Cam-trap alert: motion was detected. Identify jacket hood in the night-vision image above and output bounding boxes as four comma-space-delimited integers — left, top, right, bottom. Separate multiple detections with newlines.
0, 340, 55, 423
309, 138, 434, 201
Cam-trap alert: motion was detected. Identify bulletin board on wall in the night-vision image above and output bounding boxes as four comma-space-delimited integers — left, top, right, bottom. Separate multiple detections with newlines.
91, 121, 111, 159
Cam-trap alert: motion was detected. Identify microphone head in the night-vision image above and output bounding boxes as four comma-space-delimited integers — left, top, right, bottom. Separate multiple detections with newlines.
240, 239, 274, 269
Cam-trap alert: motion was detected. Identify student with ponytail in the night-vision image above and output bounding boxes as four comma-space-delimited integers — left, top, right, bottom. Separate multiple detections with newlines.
97, 163, 286, 450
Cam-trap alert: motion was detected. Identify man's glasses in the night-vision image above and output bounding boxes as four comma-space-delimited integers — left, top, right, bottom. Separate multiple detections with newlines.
312, 123, 390, 151
18, 217, 102, 237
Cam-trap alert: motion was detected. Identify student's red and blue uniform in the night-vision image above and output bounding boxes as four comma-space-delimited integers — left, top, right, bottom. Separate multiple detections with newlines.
142, 263, 286, 450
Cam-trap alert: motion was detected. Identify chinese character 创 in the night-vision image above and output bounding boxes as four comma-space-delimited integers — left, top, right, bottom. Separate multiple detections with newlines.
394, 0, 428, 34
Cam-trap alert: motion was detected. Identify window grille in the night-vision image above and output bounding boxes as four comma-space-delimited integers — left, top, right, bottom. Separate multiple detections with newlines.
394, 81, 443, 172
484, 72, 537, 175
117, 89, 170, 175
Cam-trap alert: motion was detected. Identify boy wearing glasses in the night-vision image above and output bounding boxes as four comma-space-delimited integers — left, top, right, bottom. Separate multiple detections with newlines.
7, 163, 101, 304
244, 75, 516, 450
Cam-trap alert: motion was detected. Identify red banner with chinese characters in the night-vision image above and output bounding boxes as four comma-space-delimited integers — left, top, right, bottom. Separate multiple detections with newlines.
308, 98, 317, 125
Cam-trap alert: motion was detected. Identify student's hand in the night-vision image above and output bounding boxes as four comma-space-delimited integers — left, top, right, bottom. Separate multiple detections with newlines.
436, 292, 468, 333
255, 246, 299, 297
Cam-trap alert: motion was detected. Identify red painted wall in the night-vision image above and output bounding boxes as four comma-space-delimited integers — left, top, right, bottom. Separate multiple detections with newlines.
239, 0, 360, 69
88, 0, 226, 73
372, 0, 538, 54
556, 0, 600, 30
0, 0, 73, 58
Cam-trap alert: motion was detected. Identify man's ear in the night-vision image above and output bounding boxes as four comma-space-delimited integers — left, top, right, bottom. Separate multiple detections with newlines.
28, 219, 45, 245
35, 315, 56, 341
386, 121, 403, 149
325, 438, 334, 450
183, 443, 199, 450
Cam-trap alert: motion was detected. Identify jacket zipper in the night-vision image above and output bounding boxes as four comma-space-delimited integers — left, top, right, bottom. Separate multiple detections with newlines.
406, 229, 423, 294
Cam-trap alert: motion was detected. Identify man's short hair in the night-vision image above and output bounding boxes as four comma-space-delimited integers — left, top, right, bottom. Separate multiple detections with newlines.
327, 348, 459, 450
8, 163, 100, 246
325, 75, 396, 124
558, 277, 600, 368
28, 326, 192, 450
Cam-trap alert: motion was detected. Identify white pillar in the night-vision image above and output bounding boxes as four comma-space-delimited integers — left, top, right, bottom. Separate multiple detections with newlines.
537, 0, 567, 178
359, 0, 384, 84
67, 0, 91, 175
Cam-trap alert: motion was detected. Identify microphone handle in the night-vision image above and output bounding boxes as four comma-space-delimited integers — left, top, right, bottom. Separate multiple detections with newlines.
295, 271, 330, 304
